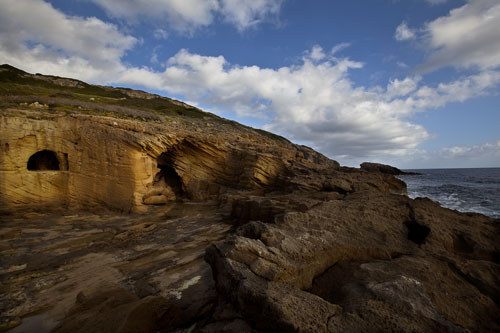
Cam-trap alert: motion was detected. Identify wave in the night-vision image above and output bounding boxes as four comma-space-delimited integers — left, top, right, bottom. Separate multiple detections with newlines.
400, 168, 500, 219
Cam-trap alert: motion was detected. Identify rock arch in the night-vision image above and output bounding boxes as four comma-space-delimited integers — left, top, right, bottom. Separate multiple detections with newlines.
27, 150, 60, 171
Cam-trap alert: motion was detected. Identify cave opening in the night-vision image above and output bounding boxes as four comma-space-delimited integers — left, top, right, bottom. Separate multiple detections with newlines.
27, 150, 60, 171
156, 152, 185, 199
143, 152, 187, 205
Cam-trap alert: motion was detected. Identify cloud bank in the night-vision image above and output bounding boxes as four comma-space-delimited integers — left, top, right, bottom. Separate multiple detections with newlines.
396, 140, 500, 169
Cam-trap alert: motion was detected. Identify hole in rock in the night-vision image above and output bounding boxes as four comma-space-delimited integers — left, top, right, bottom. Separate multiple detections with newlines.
404, 221, 430, 245
155, 152, 185, 199
27, 150, 60, 171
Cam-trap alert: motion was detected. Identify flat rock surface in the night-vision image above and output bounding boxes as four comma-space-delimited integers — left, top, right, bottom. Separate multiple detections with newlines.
0, 202, 231, 332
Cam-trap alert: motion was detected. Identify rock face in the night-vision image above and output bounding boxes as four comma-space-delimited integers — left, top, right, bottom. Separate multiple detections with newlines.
0, 111, 317, 213
0, 115, 152, 213
1, 65, 499, 332
1, 64, 328, 214
205, 192, 499, 332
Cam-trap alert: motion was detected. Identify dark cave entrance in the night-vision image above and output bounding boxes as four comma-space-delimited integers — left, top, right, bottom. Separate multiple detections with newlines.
155, 152, 185, 199
27, 150, 61, 171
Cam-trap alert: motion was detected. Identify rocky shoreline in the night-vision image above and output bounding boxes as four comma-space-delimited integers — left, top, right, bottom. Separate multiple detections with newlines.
1, 66, 498, 332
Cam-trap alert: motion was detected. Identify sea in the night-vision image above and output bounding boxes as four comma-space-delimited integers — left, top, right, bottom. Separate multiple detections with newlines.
398, 168, 500, 219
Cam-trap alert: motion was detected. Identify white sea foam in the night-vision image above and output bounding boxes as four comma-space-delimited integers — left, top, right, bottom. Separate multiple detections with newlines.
399, 168, 500, 219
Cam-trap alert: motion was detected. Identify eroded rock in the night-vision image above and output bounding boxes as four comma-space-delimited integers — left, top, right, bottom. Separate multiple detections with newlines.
205, 192, 500, 332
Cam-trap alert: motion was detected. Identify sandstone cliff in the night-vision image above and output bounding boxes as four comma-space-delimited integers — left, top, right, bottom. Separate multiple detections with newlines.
1, 65, 498, 333
0, 64, 336, 214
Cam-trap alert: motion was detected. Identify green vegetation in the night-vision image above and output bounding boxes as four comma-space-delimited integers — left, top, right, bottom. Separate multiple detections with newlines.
0, 64, 212, 121
0, 64, 290, 143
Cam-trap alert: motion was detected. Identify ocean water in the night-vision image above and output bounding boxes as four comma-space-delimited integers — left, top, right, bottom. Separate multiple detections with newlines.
398, 168, 500, 219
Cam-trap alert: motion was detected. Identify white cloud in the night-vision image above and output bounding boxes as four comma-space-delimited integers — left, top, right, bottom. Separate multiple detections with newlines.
396, 139, 500, 168
0, 0, 136, 69
395, 21, 416, 41
89, 0, 218, 33
219, 0, 284, 31
116, 48, 500, 164
330, 43, 351, 55
421, 0, 500, 71
386, 77, 421, 98
88, 0, 283, 33
441, 140, 500, 160
0, 0, 137, 82
308, 45, 326, 61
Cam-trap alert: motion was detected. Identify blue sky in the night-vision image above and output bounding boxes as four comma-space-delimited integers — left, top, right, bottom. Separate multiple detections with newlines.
1, 0, 499, 168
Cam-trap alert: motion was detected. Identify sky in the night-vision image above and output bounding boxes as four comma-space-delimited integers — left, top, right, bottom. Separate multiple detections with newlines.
0, 0, 499, 168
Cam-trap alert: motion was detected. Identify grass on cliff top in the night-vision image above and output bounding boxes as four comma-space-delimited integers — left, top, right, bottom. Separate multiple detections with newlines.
0, 64, 290, 144
0, 64, 211, 120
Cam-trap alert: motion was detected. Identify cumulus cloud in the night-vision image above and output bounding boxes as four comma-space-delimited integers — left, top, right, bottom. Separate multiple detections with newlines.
116, 47, 500, 164
395, 21, 416, 41
421, 0, 500, 71
0, 0, 136, 64
88, 0, 283, 33
0, 0, 136, 81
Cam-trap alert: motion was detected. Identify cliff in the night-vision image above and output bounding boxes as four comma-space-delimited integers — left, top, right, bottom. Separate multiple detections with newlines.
0, 64, 337, 214
0, 65, 498, 332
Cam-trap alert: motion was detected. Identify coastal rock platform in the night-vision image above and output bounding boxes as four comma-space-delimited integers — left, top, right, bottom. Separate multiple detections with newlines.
1, 65, 498, 332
